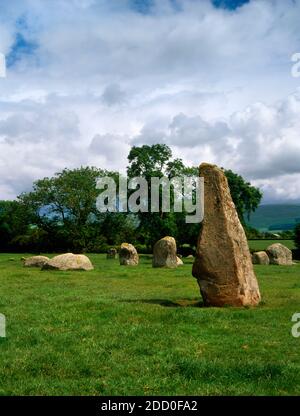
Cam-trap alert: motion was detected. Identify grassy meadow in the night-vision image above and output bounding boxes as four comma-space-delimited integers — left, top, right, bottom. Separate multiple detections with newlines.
0, 253, 300, 396
248, 239, 296, 251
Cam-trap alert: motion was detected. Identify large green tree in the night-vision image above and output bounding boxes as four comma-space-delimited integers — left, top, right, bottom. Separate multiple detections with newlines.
295, 223, 300, 250
127, 144, 263, 248
127, 145, 205, 247
127, 144, 172, 179
18, 167, 135, 252
224, 169, 263, 224
0, 146, 263, 253
0, 200, 33, 251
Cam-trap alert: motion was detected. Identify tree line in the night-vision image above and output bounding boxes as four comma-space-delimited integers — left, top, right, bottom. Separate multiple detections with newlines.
0, 144, 264, 254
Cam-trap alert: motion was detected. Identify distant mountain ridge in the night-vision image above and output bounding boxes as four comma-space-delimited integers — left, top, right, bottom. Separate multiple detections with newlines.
246, 204, 300, 231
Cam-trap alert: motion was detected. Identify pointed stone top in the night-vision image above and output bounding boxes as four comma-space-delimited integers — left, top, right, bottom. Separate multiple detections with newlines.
199, 162, 220, 169
199, 163, 225, 175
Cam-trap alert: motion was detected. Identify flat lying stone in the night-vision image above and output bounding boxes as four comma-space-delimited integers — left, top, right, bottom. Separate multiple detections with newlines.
24, 256, 50, 268
42, 253, 94, 271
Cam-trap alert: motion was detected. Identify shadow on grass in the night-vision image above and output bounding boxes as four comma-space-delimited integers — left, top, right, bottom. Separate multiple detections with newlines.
122, 298, 204, 308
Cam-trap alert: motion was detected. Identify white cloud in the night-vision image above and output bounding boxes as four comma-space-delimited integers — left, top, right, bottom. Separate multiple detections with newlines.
101, 84, 127, 106
0, 0, 300, 202
128, 89, 300, 203
89, 133, 130, 170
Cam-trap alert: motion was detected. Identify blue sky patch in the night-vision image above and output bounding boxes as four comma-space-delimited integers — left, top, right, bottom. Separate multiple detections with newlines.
130, 0, 154, 14
130, 0, 182, 14
213, 0, 250, 10
130, 0, 250, 14
6, 33, 38, 68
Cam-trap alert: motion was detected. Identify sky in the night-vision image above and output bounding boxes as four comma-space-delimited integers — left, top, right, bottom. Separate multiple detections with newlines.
0, 0, 300, 203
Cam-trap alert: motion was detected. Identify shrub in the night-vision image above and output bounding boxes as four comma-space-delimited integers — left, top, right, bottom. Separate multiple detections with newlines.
295, 223, 300, 249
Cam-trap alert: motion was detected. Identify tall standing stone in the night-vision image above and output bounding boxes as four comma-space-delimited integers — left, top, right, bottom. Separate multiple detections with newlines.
152, 236, 178, 268
192, 163, 261, 307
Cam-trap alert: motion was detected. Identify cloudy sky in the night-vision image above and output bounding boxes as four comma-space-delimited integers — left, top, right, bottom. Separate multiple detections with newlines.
0, 0, 300, 203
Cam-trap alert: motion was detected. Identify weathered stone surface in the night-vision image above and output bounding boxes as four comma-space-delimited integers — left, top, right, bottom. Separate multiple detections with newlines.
252, 251, 270, 265
119, 243, 139, 266
192, 163, 261, 307
266, 243, 293, 265
42, 253, 94, 271
152, 236, 178, 268
176, 256, 184, 266
107, 248, 117, 259
24, 256, 50, 268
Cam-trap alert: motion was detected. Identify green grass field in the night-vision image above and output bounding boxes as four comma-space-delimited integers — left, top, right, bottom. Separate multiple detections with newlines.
0, 253, 300, 396
248, 240, 296, 251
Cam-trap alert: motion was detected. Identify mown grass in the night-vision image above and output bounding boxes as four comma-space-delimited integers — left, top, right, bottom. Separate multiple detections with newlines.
0, 253, 299, 396
248, 240, 296, 251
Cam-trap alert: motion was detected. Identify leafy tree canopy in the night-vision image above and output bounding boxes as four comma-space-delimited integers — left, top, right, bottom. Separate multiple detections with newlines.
295, 223, 300, 250
0, 145, 263, 252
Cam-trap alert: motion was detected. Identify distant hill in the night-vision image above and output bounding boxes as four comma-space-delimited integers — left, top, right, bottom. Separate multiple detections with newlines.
246, 204, 300, 231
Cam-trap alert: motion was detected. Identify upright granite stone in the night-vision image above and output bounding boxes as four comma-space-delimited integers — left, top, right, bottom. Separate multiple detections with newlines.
252, 251, 270, 265
42, 253, 94, 271
266, 243, 293, 265
192, 163, 261, 307
23, 256, 50, 268
119, 243, 139, 266
152, 236, 178, 268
